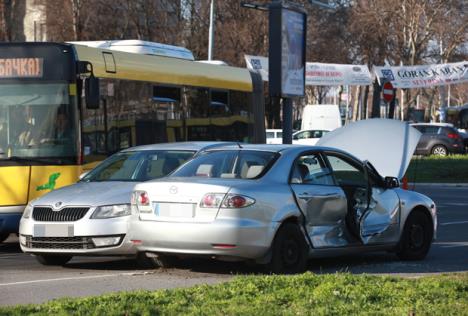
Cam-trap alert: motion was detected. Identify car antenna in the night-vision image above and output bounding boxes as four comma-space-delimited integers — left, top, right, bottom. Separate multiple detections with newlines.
237, 142, 243, 148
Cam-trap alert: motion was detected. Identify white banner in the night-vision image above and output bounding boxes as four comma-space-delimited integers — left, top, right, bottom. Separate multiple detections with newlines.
374, 61, 468, 88
305, 63, 372, 86
244, 55, 372, 86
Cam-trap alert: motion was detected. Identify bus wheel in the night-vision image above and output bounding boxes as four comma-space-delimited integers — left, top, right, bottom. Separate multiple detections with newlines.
0, 234, 9, 243
35, 255, 72, 266
267, 223, 308, 274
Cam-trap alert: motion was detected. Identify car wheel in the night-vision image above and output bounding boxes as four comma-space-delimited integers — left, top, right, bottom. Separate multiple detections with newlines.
137, 252, 178, 269
35, 255, 72, 266
0, 233, 9, 243
267, 223, 308, 274
396, 211, 433, 261
431, 145, 447, 156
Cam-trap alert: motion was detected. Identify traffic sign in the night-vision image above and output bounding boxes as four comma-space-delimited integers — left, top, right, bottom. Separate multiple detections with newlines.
382, 81, 394, 103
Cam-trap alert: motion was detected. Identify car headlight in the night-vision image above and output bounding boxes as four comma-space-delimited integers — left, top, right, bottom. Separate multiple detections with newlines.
22, 204, 33, 219
91, 204, 131, 219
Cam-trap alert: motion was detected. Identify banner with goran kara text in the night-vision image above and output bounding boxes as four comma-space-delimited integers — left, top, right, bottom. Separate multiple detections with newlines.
374, 61, 468, 88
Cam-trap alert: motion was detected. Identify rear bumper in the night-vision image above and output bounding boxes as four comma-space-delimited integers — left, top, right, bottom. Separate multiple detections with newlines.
131, 218, 277, 260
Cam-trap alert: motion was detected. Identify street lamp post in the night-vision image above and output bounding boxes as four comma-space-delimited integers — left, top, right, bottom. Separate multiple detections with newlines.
208, 0, 215, 61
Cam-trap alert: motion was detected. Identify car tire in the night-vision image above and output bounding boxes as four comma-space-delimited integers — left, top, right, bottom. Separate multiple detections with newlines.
396, 211, 433, 261
35, 255, 72, 266
0, 233, 9, 243
137, 252, 178, 269
431, 145, 447, 156
267, 223, 308, 274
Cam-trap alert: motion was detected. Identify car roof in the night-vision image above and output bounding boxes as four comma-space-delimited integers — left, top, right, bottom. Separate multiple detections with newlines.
205, 143, 351, 155
411, 122, 454, 127
120, 141, 237, 153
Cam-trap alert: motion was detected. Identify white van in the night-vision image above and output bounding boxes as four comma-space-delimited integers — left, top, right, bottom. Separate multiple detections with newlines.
301, 104, 342, 131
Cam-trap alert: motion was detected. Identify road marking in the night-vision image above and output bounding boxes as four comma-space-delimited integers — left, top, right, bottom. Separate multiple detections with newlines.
0, 272, 142, 287
440, 220, 468, 226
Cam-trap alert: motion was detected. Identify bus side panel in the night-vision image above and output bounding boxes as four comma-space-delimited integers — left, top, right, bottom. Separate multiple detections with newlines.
0, 166, 30, 206
28, 165, 81, 200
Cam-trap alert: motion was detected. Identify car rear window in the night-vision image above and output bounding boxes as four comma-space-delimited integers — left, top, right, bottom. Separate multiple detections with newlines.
171, 150, 278, 179
82, 150, 195, 182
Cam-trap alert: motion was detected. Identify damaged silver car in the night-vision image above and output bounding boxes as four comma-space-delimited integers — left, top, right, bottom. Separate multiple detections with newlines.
131, 119, 437, 273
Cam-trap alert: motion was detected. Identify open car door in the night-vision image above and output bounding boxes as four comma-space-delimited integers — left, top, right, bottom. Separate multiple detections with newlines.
317, 119, 422, 245
322, 152, 401, 245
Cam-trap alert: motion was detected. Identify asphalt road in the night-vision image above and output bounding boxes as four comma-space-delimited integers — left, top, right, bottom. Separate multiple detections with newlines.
1, 184, 467, 306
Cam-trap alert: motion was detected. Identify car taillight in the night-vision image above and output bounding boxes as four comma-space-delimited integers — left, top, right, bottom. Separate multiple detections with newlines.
200, 193, 256, 209
447, 133, 460, 139
222, 194, 255, 208
200, 193, 225, 208
132, 191, 150, 206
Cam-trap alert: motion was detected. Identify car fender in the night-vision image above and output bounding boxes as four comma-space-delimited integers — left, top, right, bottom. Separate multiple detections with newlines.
395, 188, 437, 240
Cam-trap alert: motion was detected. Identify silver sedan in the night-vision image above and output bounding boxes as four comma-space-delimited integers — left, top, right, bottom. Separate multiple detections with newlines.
19, 142, 232, 266
131, 119, 437, 273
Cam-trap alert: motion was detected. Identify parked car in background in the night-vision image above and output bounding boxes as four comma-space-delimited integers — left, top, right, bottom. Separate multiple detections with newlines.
292, 129, 329, 145
131, 119, 436, 274
19, 142, 231, 266
266, 129, 283, 144
411, 123, 465, 156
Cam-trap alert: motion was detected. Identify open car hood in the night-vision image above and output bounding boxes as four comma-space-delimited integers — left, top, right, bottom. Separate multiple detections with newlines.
316, 119, 421, 179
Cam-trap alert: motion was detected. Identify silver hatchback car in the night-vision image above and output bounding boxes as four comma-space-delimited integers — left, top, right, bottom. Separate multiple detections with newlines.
19, 142, 232, 266
131, 119, 437, 273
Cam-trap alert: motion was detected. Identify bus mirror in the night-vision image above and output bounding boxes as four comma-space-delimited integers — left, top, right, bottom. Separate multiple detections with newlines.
85, 76, 100, 109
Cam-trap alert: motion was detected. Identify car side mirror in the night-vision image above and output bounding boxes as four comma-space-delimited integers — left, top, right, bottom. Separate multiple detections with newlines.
385, 176, 399, 188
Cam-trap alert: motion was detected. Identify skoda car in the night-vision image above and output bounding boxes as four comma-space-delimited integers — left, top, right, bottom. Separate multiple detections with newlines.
131, 120, 437, 273
19, 142, 231, 266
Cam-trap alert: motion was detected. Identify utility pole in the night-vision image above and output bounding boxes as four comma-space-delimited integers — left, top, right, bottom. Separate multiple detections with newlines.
208, 0, 215, 60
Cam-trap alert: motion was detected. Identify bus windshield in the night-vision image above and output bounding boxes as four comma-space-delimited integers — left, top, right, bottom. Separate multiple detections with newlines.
0, 83, 77, 162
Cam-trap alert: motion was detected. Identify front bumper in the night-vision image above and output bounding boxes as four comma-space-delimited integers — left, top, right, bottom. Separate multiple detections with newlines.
19, 215, 137, 255
131, 218, 277, 260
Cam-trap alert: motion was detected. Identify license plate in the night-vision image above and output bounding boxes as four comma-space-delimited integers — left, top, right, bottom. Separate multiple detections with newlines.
33, 224, 74, 237
152, 202, 195, 218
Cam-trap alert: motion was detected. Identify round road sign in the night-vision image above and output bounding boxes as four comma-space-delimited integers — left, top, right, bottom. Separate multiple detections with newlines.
382, 81, 394, 103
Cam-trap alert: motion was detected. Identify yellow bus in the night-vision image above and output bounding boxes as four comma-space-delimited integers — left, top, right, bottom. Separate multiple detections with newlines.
0, 40, 265, 242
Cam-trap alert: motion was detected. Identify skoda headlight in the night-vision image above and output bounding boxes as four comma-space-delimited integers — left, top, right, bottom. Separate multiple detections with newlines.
22, 203, 33, 219
91, 204, 131, 219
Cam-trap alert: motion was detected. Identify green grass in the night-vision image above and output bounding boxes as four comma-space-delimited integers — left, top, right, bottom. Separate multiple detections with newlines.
1, 272, 468, 315
405, 155, 468, 183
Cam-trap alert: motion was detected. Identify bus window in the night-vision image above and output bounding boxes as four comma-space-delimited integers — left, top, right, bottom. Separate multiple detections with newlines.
0, 83, 77, 162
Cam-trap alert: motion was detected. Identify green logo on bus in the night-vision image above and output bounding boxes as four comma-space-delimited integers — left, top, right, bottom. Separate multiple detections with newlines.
36, 172, 61, 191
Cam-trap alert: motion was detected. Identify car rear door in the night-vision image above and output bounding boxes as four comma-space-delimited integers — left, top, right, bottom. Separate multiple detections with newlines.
289, 151, 350, 248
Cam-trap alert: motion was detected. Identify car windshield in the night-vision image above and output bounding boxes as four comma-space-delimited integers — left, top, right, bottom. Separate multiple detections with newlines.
82, 150, 195, 182
171, 150, 277, 179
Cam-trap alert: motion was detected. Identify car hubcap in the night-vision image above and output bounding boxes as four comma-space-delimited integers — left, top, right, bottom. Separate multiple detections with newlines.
282, 239, 299, 266
409, 224, 424, 249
